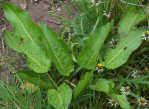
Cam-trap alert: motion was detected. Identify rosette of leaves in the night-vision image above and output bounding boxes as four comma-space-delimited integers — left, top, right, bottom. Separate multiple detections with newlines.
1, 2, 74, 76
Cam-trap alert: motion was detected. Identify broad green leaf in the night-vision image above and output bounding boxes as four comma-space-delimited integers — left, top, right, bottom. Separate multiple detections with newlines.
89, 78, 114, 94
2, 2, 51, 73
17, 70, 53, 89
73, 72, 93, 98
78, 22, 113, 70
118, 6, 146, 34
47, 83, 72, 109
104, 29, 144, 69
111, 94, 131, 109
103, 6, 146, 69
41, 23, 74, 76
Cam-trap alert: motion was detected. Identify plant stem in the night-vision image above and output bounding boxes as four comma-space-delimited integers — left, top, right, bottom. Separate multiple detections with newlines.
47, 73, 58, 89
70, 67, 82, 80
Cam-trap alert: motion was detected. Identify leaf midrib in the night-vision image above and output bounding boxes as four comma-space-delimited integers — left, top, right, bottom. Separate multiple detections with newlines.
126, 14, 138, 33
7, 5, 42, 68
105, 32, 141, 66
57, 91, 64, 109
106, 13, 139, 67
45, 31, 68, 74
84, 26, 109, 68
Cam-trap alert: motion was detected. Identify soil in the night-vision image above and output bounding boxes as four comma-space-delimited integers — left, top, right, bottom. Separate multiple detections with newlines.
0, 0, 76, 82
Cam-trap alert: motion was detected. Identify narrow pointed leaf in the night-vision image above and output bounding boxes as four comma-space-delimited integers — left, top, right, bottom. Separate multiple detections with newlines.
41, 23, 74, 76
118, 6, 146, 34
48, 83, 72, 109
104, 29, 144, 69
73, 72, 93, 98
2, 2, 51, 73
103, 7, 146, 69
78, 22, 113, 70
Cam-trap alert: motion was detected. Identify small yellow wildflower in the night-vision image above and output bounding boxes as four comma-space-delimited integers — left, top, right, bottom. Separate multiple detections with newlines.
146, 30, 149, 35
97, 63, 103, 68
140, 0, 144, 2
140, 97, 146, 103
125, 85, 131, 90
144, 67, 148, 71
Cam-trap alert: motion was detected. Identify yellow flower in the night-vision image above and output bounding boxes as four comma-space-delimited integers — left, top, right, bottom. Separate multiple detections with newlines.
140, 97, 146, 103
97, 63, 103, 68
125, 85, 131, 90
144, 67, 148, 71
146, 30, 149, 35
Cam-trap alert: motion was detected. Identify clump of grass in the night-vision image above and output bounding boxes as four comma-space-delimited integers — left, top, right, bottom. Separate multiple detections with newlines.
0, 73, 51, 109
